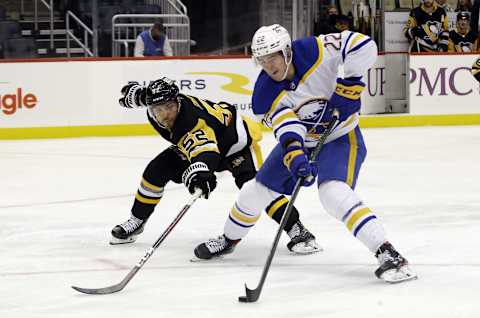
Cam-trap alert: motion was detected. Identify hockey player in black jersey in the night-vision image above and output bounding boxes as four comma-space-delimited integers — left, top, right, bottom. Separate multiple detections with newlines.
110, 77, 321, 258
404, 0, 449, 52
448, 11, 479, 52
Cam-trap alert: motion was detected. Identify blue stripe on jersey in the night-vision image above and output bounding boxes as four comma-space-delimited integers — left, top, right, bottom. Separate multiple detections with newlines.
251, 36, 320, 116
347, 38, 372, 55
353, 215, 377, 237
342, 32, 355, 62
341, 201, 363, 222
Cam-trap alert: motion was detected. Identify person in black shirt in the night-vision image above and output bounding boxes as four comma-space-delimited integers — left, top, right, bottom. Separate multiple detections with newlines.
449, 11, 479, 52
109, 78, 321, 259
404, 0, 450, 52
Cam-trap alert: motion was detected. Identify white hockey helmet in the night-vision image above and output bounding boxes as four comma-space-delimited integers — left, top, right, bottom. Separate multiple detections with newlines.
251, 24, 292, 66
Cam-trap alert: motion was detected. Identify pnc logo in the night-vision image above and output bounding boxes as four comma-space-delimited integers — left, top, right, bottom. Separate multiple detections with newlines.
0, 88, 38, 115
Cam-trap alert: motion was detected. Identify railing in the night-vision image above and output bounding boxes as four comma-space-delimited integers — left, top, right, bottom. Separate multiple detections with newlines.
145, 0, 188, 15
66, 11, 95, 57
34, 0, 54, 50
112, 14, 190, 57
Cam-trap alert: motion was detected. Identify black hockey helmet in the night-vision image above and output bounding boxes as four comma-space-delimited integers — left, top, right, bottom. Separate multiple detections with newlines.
145, 77, 179, 107
457, 11, 471, 21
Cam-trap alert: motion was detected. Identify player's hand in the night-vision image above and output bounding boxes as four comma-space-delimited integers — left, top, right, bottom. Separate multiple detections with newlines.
412, 26, 424, 38
283, 143, 317, 186
119, 82, 146, 108
182, 162, 217, 199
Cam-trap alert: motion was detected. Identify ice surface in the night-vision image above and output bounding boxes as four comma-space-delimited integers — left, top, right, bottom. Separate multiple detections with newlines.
1, 126, 479, 318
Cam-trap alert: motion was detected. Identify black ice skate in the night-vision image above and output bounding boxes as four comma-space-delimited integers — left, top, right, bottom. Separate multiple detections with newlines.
375, 242, 417, 283
193, 235, 240, 260
110, 215, 147, 245
287, 221, 322, 254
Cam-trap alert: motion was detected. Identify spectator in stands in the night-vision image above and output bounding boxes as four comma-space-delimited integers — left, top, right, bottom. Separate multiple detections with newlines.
314, 5, 340, 35
404, 0, 449, 52
448, 11, 479, 51
134, 22, 173, 57
456, 0, 473, 12
436, 0, 454, 12
334, 14, 352, 32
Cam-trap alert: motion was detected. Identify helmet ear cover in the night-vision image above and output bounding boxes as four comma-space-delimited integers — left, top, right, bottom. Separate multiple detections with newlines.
145, 77, 179, 107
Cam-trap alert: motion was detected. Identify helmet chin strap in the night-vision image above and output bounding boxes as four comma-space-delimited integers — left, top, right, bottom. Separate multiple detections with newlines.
280, 49, 293, 81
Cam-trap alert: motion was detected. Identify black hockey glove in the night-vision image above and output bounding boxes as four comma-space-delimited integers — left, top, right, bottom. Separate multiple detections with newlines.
119, 81, 147, 108
182, 162, 217, 199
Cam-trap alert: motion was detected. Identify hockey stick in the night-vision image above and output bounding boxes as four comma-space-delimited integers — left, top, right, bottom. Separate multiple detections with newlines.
72, 189, 203, 295
238, 109, 340, 303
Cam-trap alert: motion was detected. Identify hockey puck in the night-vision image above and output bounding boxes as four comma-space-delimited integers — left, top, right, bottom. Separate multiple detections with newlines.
238, 296, 249, 303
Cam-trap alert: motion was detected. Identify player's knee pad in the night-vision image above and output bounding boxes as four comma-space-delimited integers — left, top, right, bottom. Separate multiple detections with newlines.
318, 180, 362, 221
224, 180, 278, 240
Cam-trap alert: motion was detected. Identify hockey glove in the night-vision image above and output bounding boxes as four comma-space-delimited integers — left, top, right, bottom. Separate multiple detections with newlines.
329, 77, 366, 122
119, 82, 147, 109
283, 144, 317, 187
182, 162, 217, 199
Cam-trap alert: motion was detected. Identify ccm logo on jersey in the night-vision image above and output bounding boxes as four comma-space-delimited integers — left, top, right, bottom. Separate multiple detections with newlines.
0, 88, 38, 115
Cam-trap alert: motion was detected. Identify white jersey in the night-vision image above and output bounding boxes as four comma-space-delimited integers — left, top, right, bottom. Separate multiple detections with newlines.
252, 30, 377, 148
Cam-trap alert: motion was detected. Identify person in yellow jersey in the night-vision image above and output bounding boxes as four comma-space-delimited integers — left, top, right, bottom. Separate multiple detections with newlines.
111, 77, 321, 258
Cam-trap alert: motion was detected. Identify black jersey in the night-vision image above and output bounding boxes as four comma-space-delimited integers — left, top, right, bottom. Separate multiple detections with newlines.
448, 29, 479, 52
147, 94, 251, 171
404, 4, 449, 52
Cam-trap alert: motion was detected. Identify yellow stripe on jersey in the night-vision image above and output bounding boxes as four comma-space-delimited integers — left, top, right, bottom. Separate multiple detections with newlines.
346, 207, 371, 232
135, 192, 161, 204
267, 196, 289, 218
242, 115, 263, 142
231, 205, 261, 224
272, 110, 298, 127
300, 37, 324, 85
346, 130, 358, 187
177, 118, 219, 161
335, 83, 364, 100
348, 33, 366, 50
141, 177, 163, 192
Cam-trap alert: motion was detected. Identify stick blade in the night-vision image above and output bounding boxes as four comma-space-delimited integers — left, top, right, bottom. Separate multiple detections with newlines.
71, 282, 125, 295
238, 284, 260, 303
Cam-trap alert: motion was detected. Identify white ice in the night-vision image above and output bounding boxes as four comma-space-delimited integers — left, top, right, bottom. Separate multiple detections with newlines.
1, 126, 480, 318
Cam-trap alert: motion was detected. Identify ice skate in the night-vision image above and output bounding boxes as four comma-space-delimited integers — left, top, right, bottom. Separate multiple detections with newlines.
193, 235, 240, 260
287, 221, 322, 254
375, 242, 417, 283
110, 215, 147, 245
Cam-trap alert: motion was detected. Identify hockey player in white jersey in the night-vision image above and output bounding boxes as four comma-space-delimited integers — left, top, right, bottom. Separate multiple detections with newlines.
196, 24, 417, 283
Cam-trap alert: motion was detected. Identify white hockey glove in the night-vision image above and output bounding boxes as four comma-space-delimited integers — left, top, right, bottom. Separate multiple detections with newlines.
119, 82, 147, 108
182, 162, 217, 199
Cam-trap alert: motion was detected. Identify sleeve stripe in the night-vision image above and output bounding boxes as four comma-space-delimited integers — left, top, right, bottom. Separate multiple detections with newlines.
272, 111, 298, 127
273, 121, 303, 136
347, 38, 372, 55
271, 106, 291, 119
342, 32, 355, 61
348, 33, 366, 50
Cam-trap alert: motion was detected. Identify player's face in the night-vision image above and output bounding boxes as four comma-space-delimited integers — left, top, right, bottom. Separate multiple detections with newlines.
256, 52, 287, 82
151, 100, 178, 128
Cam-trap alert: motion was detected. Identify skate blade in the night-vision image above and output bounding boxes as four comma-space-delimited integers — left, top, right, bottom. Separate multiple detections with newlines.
381, 266, 418, 284
289, 241, 324, 255
109, 235, 137, 245
190, 255, 225, 263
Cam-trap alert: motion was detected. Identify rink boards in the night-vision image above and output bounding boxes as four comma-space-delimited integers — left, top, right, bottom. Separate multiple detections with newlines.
0, 53, 479, 139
